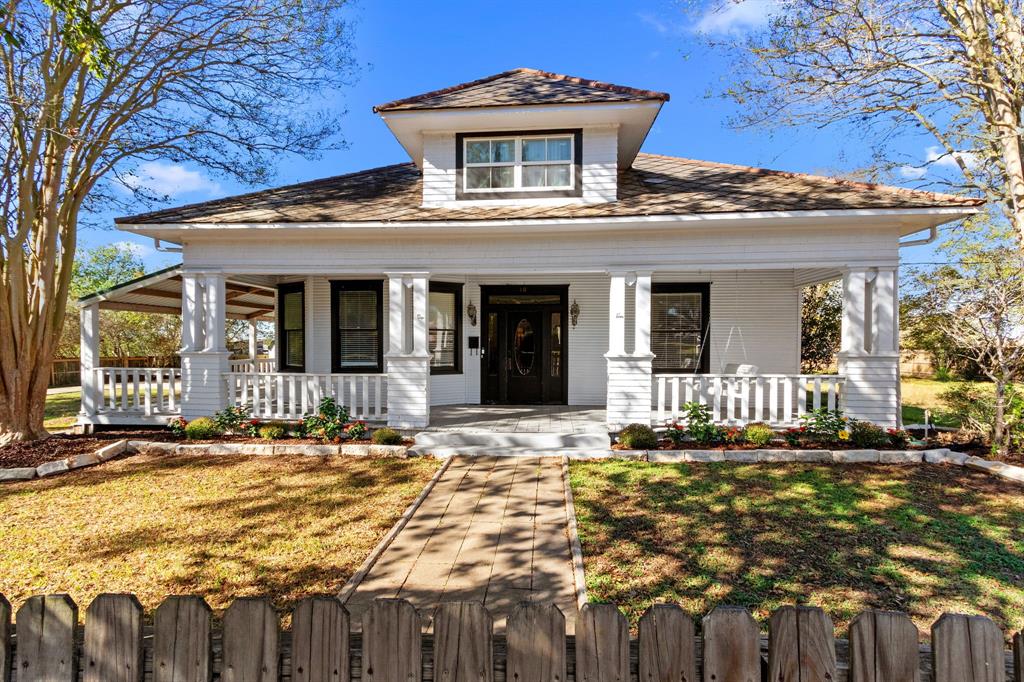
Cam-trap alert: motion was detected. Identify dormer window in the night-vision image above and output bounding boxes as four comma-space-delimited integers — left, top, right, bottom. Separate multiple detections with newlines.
456, 129, 582, 199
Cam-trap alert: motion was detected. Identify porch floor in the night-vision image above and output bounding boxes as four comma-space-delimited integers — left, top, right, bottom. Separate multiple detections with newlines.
426, 405, 608, 433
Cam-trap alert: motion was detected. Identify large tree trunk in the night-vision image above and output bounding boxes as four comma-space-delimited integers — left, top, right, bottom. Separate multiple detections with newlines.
0, 348, 55, 445
992, 379, 1008, 457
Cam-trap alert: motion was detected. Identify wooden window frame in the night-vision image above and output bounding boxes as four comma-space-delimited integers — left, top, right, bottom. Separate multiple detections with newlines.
455, 129, 583, 200
277, 281, 305, 373
330, 280, 384, 374
651, 283, 711, 375
429, 281, 463, 376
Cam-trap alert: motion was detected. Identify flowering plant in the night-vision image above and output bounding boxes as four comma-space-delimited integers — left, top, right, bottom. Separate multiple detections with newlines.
782, 427, 805, 446
887, 428, 911, 448
243, 419, 262, 438
665, 422, 686, 446
722, 426, 744, 444
168, 416, 187, 437
345, 420, 368, 440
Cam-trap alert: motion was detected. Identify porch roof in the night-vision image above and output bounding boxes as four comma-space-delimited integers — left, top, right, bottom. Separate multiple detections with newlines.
115, 153, 983, 226
78, 265, 276, 321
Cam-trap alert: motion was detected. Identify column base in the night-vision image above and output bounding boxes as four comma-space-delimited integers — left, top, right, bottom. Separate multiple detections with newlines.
838, 352, 899, 428
386, 354, 431, 429
180, 351, 231, 420
606, 354, 655, 430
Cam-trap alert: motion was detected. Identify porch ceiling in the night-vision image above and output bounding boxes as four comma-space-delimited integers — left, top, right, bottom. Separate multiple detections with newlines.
78, 265, 276, 320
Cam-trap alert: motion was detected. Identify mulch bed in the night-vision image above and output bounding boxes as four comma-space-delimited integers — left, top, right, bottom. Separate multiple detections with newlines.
613, 439, 944, 452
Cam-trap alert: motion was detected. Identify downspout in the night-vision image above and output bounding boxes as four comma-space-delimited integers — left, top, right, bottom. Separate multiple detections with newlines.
153, 238, 183, 253
897, 225, 937, 248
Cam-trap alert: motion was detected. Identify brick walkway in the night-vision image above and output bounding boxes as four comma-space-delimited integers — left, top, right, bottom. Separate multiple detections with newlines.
344, 455, 579, 632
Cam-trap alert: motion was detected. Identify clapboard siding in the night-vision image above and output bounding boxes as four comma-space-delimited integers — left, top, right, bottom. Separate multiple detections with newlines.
422, 132, 456, 206
582, 126, 617, 202
183, 224, 901, 273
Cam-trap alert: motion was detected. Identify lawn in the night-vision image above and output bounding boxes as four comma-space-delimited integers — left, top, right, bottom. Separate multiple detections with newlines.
0, 452, 439, 614
900, 377, 977, 428
44, 388, 80, 429
570, 460, 1024, 636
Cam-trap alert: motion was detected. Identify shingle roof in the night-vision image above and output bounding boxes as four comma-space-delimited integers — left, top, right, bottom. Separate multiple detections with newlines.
115, 153, 983, 225
373, 68, 670, 112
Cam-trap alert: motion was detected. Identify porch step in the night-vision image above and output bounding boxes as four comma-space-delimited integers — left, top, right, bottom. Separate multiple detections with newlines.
410, 431, 611, 457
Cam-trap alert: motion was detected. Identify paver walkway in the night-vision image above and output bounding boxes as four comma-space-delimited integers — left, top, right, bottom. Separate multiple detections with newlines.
344, 455, 578, 632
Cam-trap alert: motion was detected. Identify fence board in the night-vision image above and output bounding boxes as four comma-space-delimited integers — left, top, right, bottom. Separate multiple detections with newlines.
15, 594, 78, 682
768, 606, 836, 682
932, 613, 1005, 682
153, 596, 212, 682
848, 610, 920, 682
0, 595, 9, 682
434, 602, 493, 682
576, 603, 629, 682
292, 597, 350, 682
362, 599, 421, 682
701, 606, 760, 682
506, 603, 566, 682
83, 593, 144, 682
1014, 631, 1022, 682
222, 597, 279, 682
638, 604, 696, 682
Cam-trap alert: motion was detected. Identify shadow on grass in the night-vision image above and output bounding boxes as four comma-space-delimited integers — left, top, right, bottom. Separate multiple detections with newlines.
571, 461, 1024, 635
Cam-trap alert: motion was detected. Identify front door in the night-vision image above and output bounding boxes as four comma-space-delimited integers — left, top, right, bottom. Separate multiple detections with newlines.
481, 286, 567, 404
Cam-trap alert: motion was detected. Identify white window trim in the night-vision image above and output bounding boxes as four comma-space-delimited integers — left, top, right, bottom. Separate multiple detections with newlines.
462, 134, 575, 193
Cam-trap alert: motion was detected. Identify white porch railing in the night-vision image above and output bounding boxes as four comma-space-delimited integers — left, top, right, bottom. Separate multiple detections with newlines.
224, 372, 387, 421
654, 374, 846, 427
228, 357, 276, 373
92, 367, 182, 417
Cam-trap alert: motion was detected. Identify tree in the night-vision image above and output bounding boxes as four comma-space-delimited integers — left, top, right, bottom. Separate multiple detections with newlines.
0, 0, 355, 443
909, 234, 1024, 455
800, 281, 842, 372
703, 0, 1020, 242
57, 245, 180, 360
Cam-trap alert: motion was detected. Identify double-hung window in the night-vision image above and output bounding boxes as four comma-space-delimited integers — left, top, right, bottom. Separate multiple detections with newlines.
429, 282, 462, 374
278, 281, 305, 372
331, 280, 383, 373
457, 130, 582, 198
651, 283, 710, 374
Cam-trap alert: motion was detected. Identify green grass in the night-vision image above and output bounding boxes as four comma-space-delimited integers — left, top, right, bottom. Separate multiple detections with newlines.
0, 453, 440, 615
570, 459, 1024, 636
44, 389, 80, 429
900, 377, 978, 427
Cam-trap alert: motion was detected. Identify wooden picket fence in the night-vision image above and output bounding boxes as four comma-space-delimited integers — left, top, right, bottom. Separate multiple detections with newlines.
1, 594, 1022, 682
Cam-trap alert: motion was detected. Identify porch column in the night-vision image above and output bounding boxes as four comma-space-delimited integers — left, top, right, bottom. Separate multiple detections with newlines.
248, 320, 259, 361
78, 303, 100, 430
838, 266, 899, 427
180, 271, 230, 420
385, 272, 430, 429
606, 271, 654, 430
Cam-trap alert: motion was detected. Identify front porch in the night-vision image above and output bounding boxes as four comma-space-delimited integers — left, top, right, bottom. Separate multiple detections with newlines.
76, 265, 897, 432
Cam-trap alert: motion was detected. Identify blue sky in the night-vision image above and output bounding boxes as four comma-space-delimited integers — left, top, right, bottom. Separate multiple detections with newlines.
83, 0, 953, 271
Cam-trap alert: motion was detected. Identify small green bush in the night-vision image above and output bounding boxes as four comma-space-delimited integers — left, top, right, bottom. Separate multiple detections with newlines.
258, 422, 288, 440
800, 408, 847, 443
682, 402, 722, 444
345, 420, 368, 440
302, 397, 350, 443
743, 422, 775, 447
848, 420, 890, 448
213, 405, 249, 432
168, 416, 187, 437
619, 423, 658, 449
184, 416, 220, 440
665, 422, 686, 446
371, 428, 403, 445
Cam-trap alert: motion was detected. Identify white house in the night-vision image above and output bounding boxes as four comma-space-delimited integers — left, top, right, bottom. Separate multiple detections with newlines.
77, 68, 980, 439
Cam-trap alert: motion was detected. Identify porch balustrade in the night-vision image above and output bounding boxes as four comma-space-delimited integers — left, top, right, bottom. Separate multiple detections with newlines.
223, 372, 387, 421
654, 373, 845, 427
90, 367, 182, 418
228, 357, 277, 373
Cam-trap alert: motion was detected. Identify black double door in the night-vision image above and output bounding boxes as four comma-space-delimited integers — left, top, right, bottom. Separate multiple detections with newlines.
481, 286, 566, 405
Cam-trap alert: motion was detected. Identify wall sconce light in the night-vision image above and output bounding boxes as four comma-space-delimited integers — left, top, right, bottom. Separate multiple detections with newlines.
570, 299, 580, 327
466, 302, 478, 327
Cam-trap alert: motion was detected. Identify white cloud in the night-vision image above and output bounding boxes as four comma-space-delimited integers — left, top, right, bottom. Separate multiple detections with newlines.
111, 240, 155, 259
122, 161, 221, 197
695, 0, 779, 34
637, 11, 674, 34
900, 145, 981, 179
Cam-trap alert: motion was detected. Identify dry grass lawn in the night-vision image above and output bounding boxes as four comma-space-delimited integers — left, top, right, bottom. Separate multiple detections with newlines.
0, 453, 439, 615
571, 460, 1024, 636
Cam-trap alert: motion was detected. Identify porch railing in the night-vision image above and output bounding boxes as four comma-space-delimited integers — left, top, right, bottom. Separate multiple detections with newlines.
654, 374, 845, 427
92, 367, 182, 417
228, 357, 276, 373
224, 372, 387, 421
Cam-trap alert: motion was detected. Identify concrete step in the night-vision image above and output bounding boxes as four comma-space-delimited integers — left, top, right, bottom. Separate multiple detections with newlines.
411, 430, 611, 457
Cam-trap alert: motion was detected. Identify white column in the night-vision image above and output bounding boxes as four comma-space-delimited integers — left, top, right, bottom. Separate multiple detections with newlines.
181, 273, 204, 352
248, 320, 259, 360
78, 303, 100, 424
873, 267, 897, 354
387, 275, 406, 355
608, 272, 626, 355
841, 269, 867, 355
203, 273, 227, 352
412, 275, 429, 356
634, 272, 652, 357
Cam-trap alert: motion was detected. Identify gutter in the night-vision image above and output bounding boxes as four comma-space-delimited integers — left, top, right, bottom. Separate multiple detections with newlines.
898, 225, 938, 248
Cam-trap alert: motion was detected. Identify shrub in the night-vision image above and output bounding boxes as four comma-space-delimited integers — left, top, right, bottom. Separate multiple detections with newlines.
782, 427, 805, 447
258, 422, 288, 440
184, 417, 220, 440
302, 397, 351, 443
848, 420, 890, 448
722, 426, 744, 445
371, 427, 403, 445
940, 383, 1024, 452
800, 408, 847, 443
618, 423, 658, 449
243, 419, 262, 437
167, 416, 187, 437
213, 405, 249, 432
665, 422, 686, 446
744, 422, 774, 447
682, 402, 722, 444
345, 420, 368, 440
887, 428, 912, 449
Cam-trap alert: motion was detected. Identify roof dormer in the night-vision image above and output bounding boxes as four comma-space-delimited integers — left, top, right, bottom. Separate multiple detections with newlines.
373, 69, 668, 208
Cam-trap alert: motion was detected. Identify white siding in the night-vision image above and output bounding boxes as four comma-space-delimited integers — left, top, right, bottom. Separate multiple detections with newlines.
582, 126, 617, 202
422, 132, 456, 206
